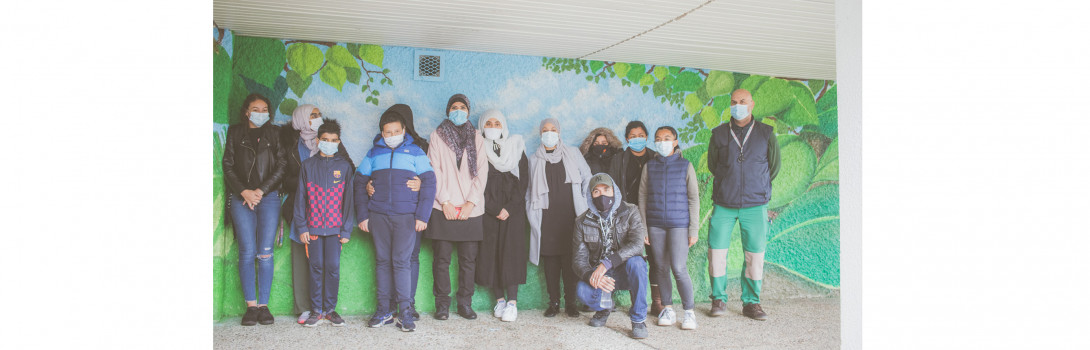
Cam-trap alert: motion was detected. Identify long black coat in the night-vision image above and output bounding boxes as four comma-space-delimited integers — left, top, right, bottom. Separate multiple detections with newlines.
475, 154, 530, 288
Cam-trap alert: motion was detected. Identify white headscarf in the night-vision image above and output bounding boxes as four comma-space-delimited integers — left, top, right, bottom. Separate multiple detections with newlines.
478, 109, 524, 178
291, 104, 319, 156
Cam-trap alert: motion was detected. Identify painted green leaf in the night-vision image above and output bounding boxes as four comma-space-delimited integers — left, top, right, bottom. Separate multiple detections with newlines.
684, 93, 706, 115
780, 84, 820, 127
696, 128, 712, 144
286, 43, 323, 76
761, 117, 781, 134
227, 77, 249, 124
213, 44, 232, 124
808, 79, 826, 95
668, 66, 680, 74
705, 70, 735, 97
700, 107, 720, 129
589, 60, 604, 74
671, 71, 703, 92
346, 43, 362, 59
320, 64, 347, 92
613, 62, 630, 79
326, 45, 358, 68
739, 75, 770, 93
360, 44, 384, 67
712, 94, 731, 114
769, 136, 817, 209
232, 36, 286, 88
639, 73, 655, 86
817, 84, 837, 113
752, 78, 793, 118
767, 184, 840, 287
286, 69, 313, 97
626, 64, 645, 82
239, 75, 289, 117
279, 98, 298, 116
345, 66, 362, 85
814, 138, 839, 182
652, 81, 666, 97
818, 107, 838, 138
653, 65, 668, 80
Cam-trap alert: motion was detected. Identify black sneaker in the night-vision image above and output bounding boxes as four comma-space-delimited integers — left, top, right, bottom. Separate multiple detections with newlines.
630, 321, 648, 339
565, 304, 580, 318
302, 312, 321, 327
410, 303, 421, 321
434, 304, 449, 320
257, 306, 274, 325
544, 302, 560, 317
457, 304, 478, 320
241, 306, 259, 326
368, 312, 394, 328
327, 311, 345, 326
397, 308, 416, 332
588, 309, 610, 327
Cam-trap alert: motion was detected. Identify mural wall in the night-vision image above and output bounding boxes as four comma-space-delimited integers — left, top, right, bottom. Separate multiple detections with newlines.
213, 27, 840, 320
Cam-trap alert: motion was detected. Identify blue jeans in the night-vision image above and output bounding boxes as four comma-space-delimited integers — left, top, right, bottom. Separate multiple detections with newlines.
372, 212, 418, 314
229, 191, 280, 305
308, 235, 342, 314
576, 256, 649, 323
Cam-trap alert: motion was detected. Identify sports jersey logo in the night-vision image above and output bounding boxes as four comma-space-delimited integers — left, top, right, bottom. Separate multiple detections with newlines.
333, 170, 341, 178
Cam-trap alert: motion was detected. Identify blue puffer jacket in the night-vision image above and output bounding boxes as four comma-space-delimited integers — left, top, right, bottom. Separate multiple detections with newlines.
353, 133, 437, 223
644, 151, 691, 228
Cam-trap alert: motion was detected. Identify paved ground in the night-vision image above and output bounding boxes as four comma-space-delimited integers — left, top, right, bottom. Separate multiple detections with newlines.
213, 296, 839, 349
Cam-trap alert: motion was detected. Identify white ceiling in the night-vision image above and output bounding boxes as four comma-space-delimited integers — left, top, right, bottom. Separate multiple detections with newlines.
213, 0, 836, 80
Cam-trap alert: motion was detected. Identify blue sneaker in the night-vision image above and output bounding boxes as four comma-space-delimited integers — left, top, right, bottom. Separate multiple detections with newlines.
368, 312, 394, 328
397, 308, 416, 332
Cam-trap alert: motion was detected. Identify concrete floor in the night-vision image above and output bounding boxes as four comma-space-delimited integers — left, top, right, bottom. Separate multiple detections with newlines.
214, 296, 840, 349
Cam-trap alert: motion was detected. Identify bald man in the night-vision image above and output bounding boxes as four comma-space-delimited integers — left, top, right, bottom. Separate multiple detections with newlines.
705, 89, 780, 321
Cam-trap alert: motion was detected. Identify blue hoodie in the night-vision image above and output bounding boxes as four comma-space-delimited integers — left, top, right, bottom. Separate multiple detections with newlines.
292, 151, 355, 242
354, 133, 437, 223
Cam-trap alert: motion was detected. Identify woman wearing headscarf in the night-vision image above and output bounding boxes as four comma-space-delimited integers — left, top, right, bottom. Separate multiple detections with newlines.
280, 104, 353, 324
526, 117, 593, 318
426, 94, 489, 320
580, 127, 623, 175
475, 109, 529, 322
222, 93, 286, 326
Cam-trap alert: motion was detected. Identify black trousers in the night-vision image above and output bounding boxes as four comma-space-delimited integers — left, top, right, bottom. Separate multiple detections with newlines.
432, 239, 480, 308
491, 284, 519, 301
541, 254, 578, 306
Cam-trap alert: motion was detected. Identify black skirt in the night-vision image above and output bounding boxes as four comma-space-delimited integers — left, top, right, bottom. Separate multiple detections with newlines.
424, 209, 484, 242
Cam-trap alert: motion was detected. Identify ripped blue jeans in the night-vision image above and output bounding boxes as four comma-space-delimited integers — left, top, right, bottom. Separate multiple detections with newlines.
230, 191, 280, 305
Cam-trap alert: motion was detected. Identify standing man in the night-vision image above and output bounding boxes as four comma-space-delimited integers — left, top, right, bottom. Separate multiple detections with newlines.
706, 89, 780, 321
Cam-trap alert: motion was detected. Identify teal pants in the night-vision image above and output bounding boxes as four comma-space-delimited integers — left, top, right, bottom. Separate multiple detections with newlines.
707, 204, 768, 305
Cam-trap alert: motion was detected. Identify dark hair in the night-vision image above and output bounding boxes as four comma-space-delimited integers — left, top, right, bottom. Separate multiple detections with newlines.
655, 126, 678, 140
239, 93, 273, 125
624, 121, 649, 139
317, 118, 341, 138
379, 112, 405, 131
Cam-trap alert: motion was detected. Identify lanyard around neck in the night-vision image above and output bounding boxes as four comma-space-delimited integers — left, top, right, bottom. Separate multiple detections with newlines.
730, 123, 755, 159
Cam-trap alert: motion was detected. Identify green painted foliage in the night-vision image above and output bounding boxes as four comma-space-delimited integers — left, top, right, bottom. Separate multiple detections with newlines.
233, 36, 286, 88
320, 65, 347, 92
360, 44, 384, 67
770, 136, 817, 209
588, 60, 604, 74
684, 93, 705, 115
808, 79, 826, 95
239, 75, 289, 117
671, 71, 703, 92
767, 184, 840, 287
286, 69, 313, 98
213, 45, 232, 124
814, 138, 839, 182
752, 78, 793, 118
279, 98, 298, 117
326, 45, 357, 68
345, 66, 362, 85
705, 70, 735, 97
780, 84, 820, 127
739, 75, 770, 93
286, 43, 323, 76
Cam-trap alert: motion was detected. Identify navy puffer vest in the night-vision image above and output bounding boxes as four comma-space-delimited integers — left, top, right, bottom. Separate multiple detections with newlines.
645, 151, 690, 228
711, 122, 773, 208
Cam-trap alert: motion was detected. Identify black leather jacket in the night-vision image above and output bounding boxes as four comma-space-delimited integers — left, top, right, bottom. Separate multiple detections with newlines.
279, 126, 353, 221
571, 201, 647, 282
222, 123, 287, 197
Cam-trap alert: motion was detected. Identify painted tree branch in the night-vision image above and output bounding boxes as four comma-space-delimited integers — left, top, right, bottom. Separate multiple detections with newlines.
284, 39, 337, 47
815, 80, 831, 101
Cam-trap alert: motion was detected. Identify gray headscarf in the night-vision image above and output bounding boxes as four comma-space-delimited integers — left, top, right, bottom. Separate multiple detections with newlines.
291, 104, 319, 156
525, 117, 592, 265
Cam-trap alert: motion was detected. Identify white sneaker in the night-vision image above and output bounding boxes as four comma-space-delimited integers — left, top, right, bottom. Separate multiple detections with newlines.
501, 301, 518, 322
493, 300, 507, 318
681, 309, 697, 330
297, 311, 310, 324
657, 307, 676, 326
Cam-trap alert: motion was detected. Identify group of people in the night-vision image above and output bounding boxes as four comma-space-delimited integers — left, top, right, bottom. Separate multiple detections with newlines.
221, 89, 781, 339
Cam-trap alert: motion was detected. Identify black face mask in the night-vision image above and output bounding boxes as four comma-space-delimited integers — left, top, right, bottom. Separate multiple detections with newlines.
590, 144, 608, 156
593, 194, 614, 212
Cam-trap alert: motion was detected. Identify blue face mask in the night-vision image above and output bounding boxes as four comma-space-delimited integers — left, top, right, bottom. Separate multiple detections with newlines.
730, 104, 749, 120
627, 137, 647, 152
540, 131, 560, 148
448, 109, 469, 126
655, 141, 675, 157
249, 112, 270, 127
318, 140, 339, 155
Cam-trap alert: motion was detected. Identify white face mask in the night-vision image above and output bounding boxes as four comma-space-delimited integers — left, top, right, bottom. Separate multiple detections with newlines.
655, 141, 675, 156
249, 112, 270, 127
384, 133, 404, 148
483, 127, 503, 140
730, 104, 749, 120
309, 118, 324, 131
541, 131, 560, 148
